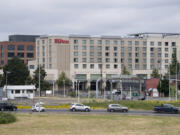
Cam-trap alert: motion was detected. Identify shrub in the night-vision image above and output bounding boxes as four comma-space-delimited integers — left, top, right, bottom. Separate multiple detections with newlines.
0, 112, 16, 124
68, 91, 76, 97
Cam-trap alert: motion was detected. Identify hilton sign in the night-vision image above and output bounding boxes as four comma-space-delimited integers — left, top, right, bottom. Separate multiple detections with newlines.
54, 39, 69, 44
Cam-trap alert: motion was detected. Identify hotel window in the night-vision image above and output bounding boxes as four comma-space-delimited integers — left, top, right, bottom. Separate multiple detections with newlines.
90, 52, 94, 56
29, 65, 34, 69
150, 41, 154, 46
142, 47, 146, 52
97, 52, 102, 56
135, 47, 139, 51
165, 53, 168, 57
128, 47, 132, 51
106, 58, 110, 62
97, 46, 102, 51
49, 57, 52, 63
135, 53, 139, 57
90, 46, 94, 51
82, 64, 87, 69
143, 41, 147, 46
82, 52, 86, 56
49, 39, 52, 44
165, 59, 169, 63
121, 53, 124, 57
90, 58, 94, 62
165, 42, 168, 46
49, 64, 52, 69
150, 47, 154, 51
158, 42, 162, 46
90, 40, 94, 45
27, 46, 34, 51
135, 64, 139, 69
90, 64, 94, 69
128, 53, 132, 57
98, 64, 102, 69
105, 40, 110, 45
143, 53, 146, 57
97, 40, 102, 45
158, 48, 161, 52
128, 64, 132, 69
165, 48, 168, 52
114, 46, 118, 51
150, 59, 154, 63
74, 52, 78, 56
114, 52, 118, 57
8, 45, 15, 50
114, 58, 118, 63
165, 65, 168, 69
121, 40, 124, 46
143, 64, 147, 70
128, 58, 132, 63
98, 58, 102, 62
74, 40, 78, 44
121, 47, 124, 51
17, 53, 24, 58
105, 46, 109, 51
121, 64, 124, 69
113, 40, 118, 45
82, 46, 86, 50
27, 53, 34, 58
74, 64, 78, 69
157, 59, 161, 63
114, 64, 118, 69
143, 59, 147, 63
42, 40, 45, 44
150, 53, 154, 57
74, 58, 78, 62
135, 58, 139, 63
172, 42, 176, 47
128, 41, 132, 46
37, 40, 40, 45
105, 52, 109, 57
121, 58, 124, 63
158, 53, 161, 57
82, 58, 86, 62
135, 41, 139, 46
8, 52, 15, 57
173, 48, 176, 52
106, 64, 110, 69
74, 45, 78, 50
82, 40, 86, 45
150, 64, 155, 69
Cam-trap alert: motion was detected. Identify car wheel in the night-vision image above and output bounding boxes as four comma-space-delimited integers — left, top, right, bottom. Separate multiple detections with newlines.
13, 108, 17, 111
85, 108, 89, 112
72, 108, 76, 112
110, 109, 114, 112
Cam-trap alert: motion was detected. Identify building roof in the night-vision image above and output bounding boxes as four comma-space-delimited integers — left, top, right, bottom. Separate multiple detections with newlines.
129, 32, 180, 37
3, 85, 36, 91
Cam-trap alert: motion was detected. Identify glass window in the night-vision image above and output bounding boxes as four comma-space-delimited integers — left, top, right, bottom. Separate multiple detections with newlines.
90, 40, 94, 45
82, 40, 86, 44
128, 47, 132, 51
106, 64, 110, 69
90, 64, 94, 69
74, 52, 78, 56
105, 46, 109, 51
172, 42, 176, 47
106, 58, 110, 62
8, 45, 15, 50
82, 52, 86, 56
165, 42, 168, 46
90, 46, 94, 50
18, 53, 24, 58
90, 58, 94, 62
97, 40, 102, 45
135, 58, 139, 63
74, 64, 78, 69
114, 46, 118, 51
135, 47, 139, 51
74, 40, 78, 44
42, 40, 45, 44
8, 52, 15, 57
135, 41, 139, 46
121, 47, 124, 51
128, 53, 132, 57
128, 64, 132, 69
143, 53, 146, 57
114, 64, 118, 69
74, 45, 78, 50
165, 53, 168, 57
90, 52, 94, 56
143, 41, 147, 46
158, 42, 161, 46
121, 58, 124, 63
143, 47, 146, 51
27, 46, 34, 51
143, 64, 147, 69
128, 41, 132, 46
158, 53, 161, 57
98, 58, 102, 62
150, 53, 154, 57
29, 65, 34, 69
27, 53, 34, 58
165, 65, 168, 69
113, 40, 118, 45
121, 40, 124, 46
150, 64, 154, 69
74, 58, 78, 62
97, 52, 102, 56
135, 64, 139, 69
150, 41, 154, 46
158, 48, 161, 52
128, 58, 132, 63
165, 59, 168, 63
82, 46, 86, 50
83, 64, 87, 69
121, 53, 124, 57
150, 47, 154, 51
150, 59, 154, 63
105, 52, 109, 56
165, 48, 168, 52
114, 58, 118, 63
114, 52, 118, 57
82, 58, 86, 62
97, 46, 102, 51
105, 40, 110, 45
143, 59, 146, 63
98, 64, 102, 69
18, 45, 24, 50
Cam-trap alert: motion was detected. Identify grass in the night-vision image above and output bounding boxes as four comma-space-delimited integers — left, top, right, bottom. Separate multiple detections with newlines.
0, 113, 180, 135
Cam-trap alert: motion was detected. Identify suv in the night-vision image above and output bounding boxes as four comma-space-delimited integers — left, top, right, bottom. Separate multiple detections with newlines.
0, 103, 17, 111
70, 103, 91, 112
107, 104, 128, 112
32, 103, 45, 112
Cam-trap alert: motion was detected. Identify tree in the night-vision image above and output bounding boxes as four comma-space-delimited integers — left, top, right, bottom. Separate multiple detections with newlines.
157, 75, 169, 96
122, 66, 130, 75
2, 57, 30, 85
56, 71, 70, 88
32, 66, 50, 91
151, 68, 160, 78
169, 50, 180, 75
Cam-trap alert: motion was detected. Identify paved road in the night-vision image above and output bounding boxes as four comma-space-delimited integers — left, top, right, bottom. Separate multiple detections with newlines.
12, 109, 180, 117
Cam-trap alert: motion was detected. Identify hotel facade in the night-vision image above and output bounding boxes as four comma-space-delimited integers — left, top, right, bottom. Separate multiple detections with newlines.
28, 33, 180, 89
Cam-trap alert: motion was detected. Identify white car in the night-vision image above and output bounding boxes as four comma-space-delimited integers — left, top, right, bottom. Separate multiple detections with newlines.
107, 104, 128, 112
32, 103, 45, 112
70, 103, 91, 112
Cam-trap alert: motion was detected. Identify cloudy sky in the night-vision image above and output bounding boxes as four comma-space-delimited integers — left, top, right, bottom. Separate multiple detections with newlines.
0, 0, 180, 41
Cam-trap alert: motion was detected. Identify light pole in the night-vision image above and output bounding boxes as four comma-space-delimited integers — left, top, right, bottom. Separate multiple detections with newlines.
63, 79, 65, 97
38, 53, 41, 115
5, 71, 10, 98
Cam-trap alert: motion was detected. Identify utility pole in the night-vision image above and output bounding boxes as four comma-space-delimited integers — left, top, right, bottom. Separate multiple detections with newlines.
176, 61, 178, 101
63, 79, 65, 98
169, 66, 171, 101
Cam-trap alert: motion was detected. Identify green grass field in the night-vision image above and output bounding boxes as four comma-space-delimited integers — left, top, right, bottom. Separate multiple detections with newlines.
0, 113, 180, 135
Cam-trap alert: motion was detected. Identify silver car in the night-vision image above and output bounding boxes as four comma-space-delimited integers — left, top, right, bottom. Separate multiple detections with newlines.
107, 104, 128, 112
70, 103, 91, 112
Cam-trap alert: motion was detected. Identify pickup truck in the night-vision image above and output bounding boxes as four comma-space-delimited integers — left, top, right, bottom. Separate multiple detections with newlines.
154, 104, 179, 113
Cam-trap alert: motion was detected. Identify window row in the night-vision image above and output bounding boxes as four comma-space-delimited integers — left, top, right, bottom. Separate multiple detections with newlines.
7, 45, 34, 51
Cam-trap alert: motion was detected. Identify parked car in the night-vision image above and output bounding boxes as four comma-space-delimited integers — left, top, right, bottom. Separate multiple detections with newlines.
70, 103, 91, 112
138, 95, 146, 100
32, 102, 45, 112
107, 104, 128, 112
0, 102, 17, 111
154, 104, 179, 113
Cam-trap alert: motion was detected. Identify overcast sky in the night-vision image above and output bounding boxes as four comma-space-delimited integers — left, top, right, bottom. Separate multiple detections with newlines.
0, 0, 180, 41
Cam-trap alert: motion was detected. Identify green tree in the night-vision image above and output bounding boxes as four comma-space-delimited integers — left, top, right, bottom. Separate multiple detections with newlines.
56, 71, 70, 88
169, 50, 180, 75
122, 66, 130, 75
157, 75, 169, 96
151, 68, 160, 78
32, 66, 50, 91
2, 57, 30, 85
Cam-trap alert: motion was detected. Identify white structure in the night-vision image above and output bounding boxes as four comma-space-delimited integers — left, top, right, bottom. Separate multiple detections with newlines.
3, 85, 36, 99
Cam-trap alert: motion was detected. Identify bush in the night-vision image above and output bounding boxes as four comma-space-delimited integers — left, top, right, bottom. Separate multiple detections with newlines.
0, 112, 16, 124
68, 91, 76, 97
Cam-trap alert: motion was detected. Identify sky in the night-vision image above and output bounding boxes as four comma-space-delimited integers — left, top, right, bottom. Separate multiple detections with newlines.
0, 0, 180, 41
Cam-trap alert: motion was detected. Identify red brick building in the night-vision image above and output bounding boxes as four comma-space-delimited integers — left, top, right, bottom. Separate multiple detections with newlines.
146, 78, 160, 91
0, 41, 36, 66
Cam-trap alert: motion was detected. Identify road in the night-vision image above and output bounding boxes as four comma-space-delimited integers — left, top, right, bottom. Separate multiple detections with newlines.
13, 109, 180, 117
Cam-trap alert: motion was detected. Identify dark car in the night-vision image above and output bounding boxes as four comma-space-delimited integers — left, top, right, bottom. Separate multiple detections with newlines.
0, 103, 17, 111
154, 104, 179, 113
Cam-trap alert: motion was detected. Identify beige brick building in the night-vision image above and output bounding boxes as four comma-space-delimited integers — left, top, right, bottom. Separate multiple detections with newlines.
28, 33, 180, 89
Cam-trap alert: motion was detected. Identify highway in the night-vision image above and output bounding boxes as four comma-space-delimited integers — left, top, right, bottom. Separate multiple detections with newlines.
13, 109, 180, 117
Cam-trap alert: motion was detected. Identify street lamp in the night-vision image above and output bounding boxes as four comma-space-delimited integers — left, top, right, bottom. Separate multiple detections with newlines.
63, 79, 65, 97
5, 71, 10, 98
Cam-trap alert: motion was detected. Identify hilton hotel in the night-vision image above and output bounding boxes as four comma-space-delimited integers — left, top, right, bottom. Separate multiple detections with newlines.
28, 33, 180, 87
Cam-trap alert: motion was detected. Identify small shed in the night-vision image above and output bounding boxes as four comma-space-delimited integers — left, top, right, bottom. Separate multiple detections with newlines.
3, 85, 36, 99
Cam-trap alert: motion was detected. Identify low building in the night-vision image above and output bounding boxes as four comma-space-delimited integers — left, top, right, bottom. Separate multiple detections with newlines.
3, 85, 36, 99
146, 78, 160, 97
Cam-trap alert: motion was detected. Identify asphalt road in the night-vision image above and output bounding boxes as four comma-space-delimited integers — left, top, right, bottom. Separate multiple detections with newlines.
11, 109, 180, 117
